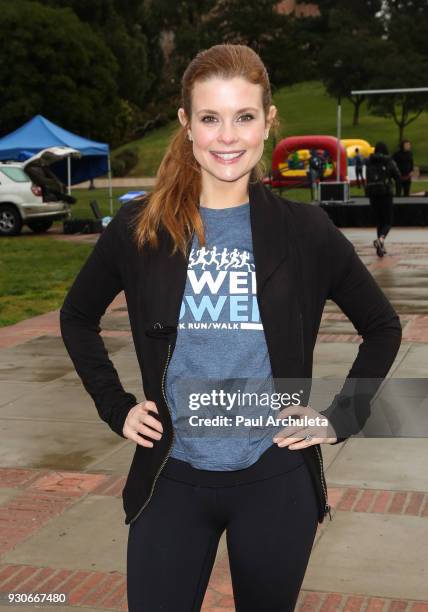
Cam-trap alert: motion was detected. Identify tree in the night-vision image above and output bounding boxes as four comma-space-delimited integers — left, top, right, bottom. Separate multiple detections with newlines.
27, 0, 152, 110
140, 0, 216, 105
318, 37, 389, 126
366, 43, 428, 144
307, 0, 387, 122
101, 12, 150, 110
383, 0, 428, 17
35, 0, 115, 23
384, 0, 428, 62
0, 0, 121, 142
316, 0, 383, 24
203, 0, 305, 87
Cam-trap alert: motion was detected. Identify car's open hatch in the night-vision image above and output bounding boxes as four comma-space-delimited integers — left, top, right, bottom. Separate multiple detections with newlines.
22, 146, 82, 169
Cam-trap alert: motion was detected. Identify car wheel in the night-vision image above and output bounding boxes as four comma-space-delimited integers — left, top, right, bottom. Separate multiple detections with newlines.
27, 219, 54, 233
0, 204, 22, 236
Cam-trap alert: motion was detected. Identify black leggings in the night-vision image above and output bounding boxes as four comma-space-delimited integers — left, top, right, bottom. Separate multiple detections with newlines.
369, 193, 394, 239
127, 447, 319, 612
397, 179, 411, 197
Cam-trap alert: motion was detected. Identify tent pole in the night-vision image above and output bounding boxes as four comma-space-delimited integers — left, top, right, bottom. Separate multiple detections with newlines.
336, 95, 341, 182
67, 155, 71, 195
107, 153, 113, 215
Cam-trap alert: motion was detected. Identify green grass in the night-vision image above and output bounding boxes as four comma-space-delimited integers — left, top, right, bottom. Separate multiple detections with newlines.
0, 186, 149, 327
112, 81, 428, 176
1, 186, 150, 327
0, 237, 93, 327
66, 186, 152, 218
114, 122, 178, 178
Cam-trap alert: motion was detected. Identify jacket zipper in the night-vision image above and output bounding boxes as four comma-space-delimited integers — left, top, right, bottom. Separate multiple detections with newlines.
299, 311, 305, 363
299, 309, 331, 521
128, 333, 175, 525
128, 237, 194, 525
314, 444, 332, 521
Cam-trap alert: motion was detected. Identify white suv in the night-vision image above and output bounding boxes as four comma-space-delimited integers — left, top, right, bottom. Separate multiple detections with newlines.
0, 147, 81, 236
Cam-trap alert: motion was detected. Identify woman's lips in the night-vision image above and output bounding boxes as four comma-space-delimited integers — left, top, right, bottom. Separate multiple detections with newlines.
210, 151, 245, 164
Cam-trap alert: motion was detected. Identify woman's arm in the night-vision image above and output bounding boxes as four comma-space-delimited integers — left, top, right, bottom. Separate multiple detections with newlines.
59, 207, 137, 438
320, 217, 402, 443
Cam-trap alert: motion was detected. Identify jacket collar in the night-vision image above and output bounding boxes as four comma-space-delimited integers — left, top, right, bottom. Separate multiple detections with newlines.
248, 180, 290, 295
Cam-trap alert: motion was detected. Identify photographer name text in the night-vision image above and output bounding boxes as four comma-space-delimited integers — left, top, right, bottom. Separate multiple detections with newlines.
186, 415, 329, 427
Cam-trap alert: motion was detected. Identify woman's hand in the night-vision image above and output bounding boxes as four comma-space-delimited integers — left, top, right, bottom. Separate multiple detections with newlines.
122, 400, 163, 447
272, 404, 337, 450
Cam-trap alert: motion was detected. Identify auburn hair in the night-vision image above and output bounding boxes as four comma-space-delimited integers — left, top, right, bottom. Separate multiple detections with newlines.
129, 43, 280, 258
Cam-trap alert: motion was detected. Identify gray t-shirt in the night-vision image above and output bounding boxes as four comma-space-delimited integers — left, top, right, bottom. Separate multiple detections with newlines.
165, 201, 278, 470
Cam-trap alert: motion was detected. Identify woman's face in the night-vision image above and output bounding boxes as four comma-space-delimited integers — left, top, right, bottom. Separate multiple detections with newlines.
178, 76, 276, 186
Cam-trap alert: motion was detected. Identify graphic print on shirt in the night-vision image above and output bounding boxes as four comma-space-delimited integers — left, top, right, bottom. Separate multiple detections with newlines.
179, 245, 262, 331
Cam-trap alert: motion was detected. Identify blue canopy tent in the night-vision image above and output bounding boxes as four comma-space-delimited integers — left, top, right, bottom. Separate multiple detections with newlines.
0, 114, 113, 213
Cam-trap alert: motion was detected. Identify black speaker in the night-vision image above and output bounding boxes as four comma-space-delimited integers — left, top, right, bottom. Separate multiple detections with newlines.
319, 182, 350, 202
63, 218, 103, 234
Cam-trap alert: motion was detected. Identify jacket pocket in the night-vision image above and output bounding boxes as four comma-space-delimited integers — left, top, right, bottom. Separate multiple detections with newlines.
145, 322, 177, 339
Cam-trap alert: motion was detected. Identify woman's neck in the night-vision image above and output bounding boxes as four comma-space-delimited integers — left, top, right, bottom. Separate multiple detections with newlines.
199, 174, 250, 209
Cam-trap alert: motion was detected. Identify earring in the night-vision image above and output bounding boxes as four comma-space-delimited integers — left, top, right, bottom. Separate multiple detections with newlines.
264, 132, 269, 140
188, 133, 193, 141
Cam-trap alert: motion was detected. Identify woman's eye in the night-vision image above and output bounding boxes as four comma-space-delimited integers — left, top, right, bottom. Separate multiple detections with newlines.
201, 114, 254, 123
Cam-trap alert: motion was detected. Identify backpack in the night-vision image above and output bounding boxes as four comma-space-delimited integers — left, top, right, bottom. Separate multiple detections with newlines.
366, 158, 391, 196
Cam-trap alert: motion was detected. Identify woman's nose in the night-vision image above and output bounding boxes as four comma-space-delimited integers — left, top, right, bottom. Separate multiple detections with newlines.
218, 123, 238, 144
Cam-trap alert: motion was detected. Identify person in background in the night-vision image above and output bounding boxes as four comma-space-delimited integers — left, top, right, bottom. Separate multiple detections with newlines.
354, 147, 365, 189
365, 141, 401, 257
307, 148, 324, 199
393, 139, 414, 196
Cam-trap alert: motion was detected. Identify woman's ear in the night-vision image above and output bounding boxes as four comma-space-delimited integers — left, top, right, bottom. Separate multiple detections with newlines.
267, 105, 277, 129
177, 108, 188, 129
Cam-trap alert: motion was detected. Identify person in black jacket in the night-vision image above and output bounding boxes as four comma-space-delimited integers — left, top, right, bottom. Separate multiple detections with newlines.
365, 141, 401, 257
393, 139, 414, 197
60, 44, 402, 612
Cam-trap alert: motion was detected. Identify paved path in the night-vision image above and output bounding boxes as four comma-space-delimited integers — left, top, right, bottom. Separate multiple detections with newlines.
73, 177, 428, 190
0, 227, 427, 611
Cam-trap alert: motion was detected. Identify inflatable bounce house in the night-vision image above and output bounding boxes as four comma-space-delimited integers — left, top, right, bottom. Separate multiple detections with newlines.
342, 138, 374, 184
342, 138, 374, 159
263, 135, 374, 188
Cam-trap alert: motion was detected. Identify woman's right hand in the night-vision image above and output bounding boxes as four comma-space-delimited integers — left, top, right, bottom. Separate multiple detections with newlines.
122, 400, 163, 447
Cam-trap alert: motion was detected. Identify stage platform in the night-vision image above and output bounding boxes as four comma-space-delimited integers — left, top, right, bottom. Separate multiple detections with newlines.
318, 196, 428, 227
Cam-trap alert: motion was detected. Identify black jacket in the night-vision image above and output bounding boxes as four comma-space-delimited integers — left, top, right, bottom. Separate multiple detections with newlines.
59, 180, 402, 526
392, 149, 414, 178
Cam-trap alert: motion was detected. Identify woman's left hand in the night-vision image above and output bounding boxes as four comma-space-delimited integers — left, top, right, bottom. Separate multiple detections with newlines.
272, 404, 337, 449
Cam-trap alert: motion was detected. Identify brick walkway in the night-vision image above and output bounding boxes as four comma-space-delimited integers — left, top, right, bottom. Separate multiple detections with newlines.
0, 467, 428, 609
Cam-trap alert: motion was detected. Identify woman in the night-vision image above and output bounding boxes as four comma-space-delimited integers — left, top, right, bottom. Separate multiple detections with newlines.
60, 44, 402, 611
365, 141, 401, 257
